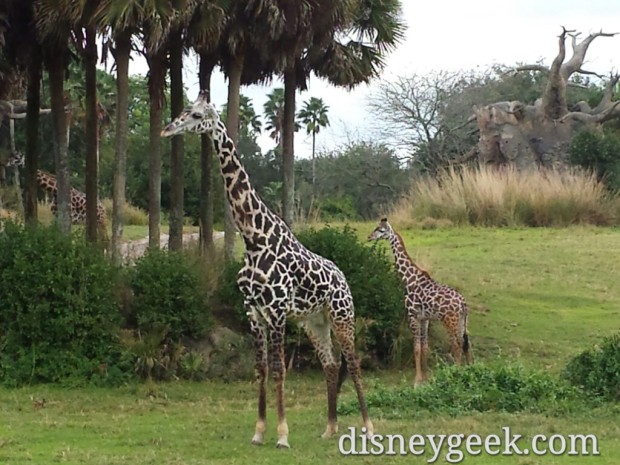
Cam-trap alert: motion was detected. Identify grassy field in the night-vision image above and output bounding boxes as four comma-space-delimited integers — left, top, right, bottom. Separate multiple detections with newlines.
1, 225, 619, 464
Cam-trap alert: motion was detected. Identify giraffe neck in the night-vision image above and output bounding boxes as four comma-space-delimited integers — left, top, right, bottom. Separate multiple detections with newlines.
388, 232, 430, 286
209, 120, 283, 243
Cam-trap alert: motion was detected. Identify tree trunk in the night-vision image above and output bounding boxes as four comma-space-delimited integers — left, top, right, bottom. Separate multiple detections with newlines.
147, 49, 166, 250
199, 53, 215, 256
84, 24, 99, 243
168, 28, 184, 252
224, 54, 243, 261
282, 67, 296, 227
111, 32, 131, 263
311, 131, 316, 201
46, 49, 71, 233
25, 47, 41, 226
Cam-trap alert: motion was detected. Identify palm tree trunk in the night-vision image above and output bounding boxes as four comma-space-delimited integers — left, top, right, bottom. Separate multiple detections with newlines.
147, 49, 166, 250
224, 53, 244, 261
282, 67, 296, 227
168, 28, 184, 252
199, 53, 215, 256
25, 46, 41, 226
111, 32, 131, 263
47, 49, 71, 233
84, 24, 99, 243
311, 131, 316, 201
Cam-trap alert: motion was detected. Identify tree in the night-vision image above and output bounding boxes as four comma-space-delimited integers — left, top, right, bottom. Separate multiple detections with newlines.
263, 87, 284, 148
36, 0, 73, 233
187, 0, 227, 256
469, 29, 620, 169
297, 96, 329, 197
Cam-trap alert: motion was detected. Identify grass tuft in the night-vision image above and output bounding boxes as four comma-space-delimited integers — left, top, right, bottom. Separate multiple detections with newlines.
390, 166, 620, 227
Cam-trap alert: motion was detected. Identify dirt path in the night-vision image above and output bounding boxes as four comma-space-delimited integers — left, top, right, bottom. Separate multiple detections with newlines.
120, 231, 224, 262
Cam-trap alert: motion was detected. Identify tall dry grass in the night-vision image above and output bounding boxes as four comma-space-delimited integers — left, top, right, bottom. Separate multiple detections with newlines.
101, 198, 149, 226
390, 166, 620, 227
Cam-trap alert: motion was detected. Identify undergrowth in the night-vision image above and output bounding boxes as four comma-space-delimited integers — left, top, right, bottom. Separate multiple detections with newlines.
338, 363, 594, 419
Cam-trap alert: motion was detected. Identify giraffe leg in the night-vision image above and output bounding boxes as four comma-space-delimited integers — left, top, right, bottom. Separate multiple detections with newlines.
443, 315, 463, 365
462, 306, 474, 365
300, 311, 339, 439
330, 304, 373, 437
268, 311, 289, 448
419, 319, 430, 383
409, 317, 425, 387
248, 309, 268, 446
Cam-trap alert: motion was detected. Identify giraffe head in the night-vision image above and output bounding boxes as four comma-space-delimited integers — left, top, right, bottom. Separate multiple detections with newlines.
161, 90, 220, 137
368, 217, 394, 241
6, 151, 25, 168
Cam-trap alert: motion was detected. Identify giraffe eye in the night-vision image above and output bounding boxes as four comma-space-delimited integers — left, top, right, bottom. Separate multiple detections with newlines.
191, 112, 203, 119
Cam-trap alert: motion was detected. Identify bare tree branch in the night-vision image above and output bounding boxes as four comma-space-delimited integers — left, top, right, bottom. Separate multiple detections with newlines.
561, 30, 618, 80
560, 100, 620, 124
593, 73, 620, 113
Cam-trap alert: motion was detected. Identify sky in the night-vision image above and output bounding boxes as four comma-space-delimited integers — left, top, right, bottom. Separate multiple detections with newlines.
129, 0, 620, 159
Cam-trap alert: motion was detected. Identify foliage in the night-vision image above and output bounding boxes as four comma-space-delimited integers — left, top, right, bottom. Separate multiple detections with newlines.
298, 141, 410, 220
391, 165, 620, 227
296, 225, 405, 361
127, 249, 210, 341
563, 333, 620, 401
0, 223, 125, 386
370, 66, 608, 174
338, 363, 591, 418
569, 129, 620, 191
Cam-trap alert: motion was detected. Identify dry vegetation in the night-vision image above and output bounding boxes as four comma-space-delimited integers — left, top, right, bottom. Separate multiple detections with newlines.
390, 166, 620, 227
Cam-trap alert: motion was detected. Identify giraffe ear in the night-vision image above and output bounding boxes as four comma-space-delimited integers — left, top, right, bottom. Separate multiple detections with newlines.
380, 217, 388, 222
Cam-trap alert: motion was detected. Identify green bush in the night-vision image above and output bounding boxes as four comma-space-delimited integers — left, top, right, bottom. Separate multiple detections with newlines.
570, 130, 620, 191
128, 249, 210, 340
563, 333, 620, 401
211, 226, 404, 364
0, 223, 125, 386
339, 363, 589, 418
296, 225, 405, 362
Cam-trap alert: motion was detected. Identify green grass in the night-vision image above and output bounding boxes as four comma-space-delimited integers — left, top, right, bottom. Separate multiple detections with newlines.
1, 225, 619, 464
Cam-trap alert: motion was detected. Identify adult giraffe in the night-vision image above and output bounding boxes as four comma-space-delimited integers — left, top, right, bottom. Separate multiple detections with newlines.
161, 91, 373, 448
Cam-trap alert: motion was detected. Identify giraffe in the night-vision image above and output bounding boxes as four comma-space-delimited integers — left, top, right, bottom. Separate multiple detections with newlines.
6, 151, 107, 229
368, 218, 473, 386
161, 91, 373, 449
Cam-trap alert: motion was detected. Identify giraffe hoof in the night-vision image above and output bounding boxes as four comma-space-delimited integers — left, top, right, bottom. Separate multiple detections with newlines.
276, 438, 291, 449
251, 433, 264, 446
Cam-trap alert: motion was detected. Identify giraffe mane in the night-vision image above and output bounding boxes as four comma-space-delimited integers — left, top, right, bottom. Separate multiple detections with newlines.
393, 231, 430, 278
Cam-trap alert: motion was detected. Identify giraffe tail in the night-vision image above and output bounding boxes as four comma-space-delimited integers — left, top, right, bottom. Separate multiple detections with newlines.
462, 310, 473, 363
336, 352, 347, 394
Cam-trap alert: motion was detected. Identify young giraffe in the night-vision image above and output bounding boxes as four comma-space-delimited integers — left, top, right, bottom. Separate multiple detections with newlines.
7, 151, 107, 228
368, 218, 473, 386
161, 91, 373, 449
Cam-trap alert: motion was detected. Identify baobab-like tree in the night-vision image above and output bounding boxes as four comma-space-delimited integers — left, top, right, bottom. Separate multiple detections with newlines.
469, 28, 620, 169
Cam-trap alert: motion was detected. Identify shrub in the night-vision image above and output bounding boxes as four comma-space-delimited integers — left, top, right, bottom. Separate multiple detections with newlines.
563, 333, 620, 401
390, 165, 619, 227
128, 249, 210, 340
101, 198, 149, 226
338, 363, 589, 418
570, 130, 620, 191
296, 225, 405, 362
0, 223, 124, 386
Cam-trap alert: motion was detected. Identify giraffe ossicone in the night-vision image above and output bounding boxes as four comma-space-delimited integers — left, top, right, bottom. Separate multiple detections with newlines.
368, 218, 473, 386
162, 92, 373, 448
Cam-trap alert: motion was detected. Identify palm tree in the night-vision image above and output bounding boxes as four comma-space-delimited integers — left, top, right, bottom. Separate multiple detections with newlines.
35, 0, 73, 233
167, 1, 195, 252
187, 0, 227, 257
263, 87, 285, 148
102, 0, 143, 262
223, 94, 262, 138
2, 0, 40, 225
297, 96, 329, 197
